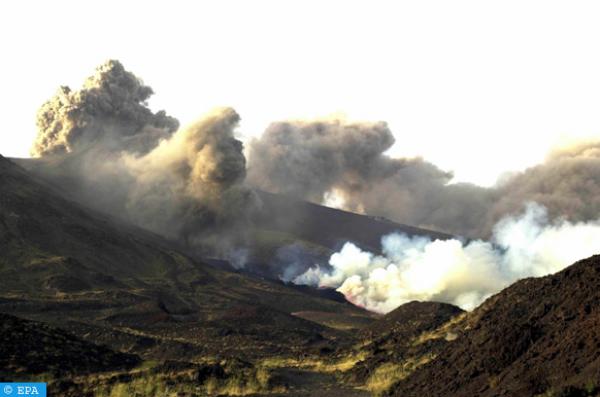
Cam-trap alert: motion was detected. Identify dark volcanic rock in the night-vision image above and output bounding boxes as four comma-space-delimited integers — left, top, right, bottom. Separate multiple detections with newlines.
362, 301, 464, 340
388, 255, 600, 397
287, 284, 349, 304
255, 190, 451, 254
0, 313, 140, 379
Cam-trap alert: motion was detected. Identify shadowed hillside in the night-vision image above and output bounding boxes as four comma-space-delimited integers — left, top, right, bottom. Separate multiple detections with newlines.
0, 154, 375, 362
0, 312, 140, 379
254, 190, 452, 255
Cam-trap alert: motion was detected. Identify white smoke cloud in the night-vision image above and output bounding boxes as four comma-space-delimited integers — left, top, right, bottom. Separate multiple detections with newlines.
294, 203, 600, 312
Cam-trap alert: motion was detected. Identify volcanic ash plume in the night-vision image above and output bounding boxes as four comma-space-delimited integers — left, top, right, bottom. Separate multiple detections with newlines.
247, 118, 493, 237
29, 60, 600, 273
247, 120, 600, 238
122, 107, 255, 240
30, 60, 257, 254
489, 142, 600, 233
294, 203, 600, 313
248, 119, 400, 202
33, 60, 179, 157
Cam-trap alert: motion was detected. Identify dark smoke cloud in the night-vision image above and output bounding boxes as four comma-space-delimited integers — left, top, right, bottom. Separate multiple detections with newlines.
247, 119, 492, 237
247, 119, 600, 238
489, 142, 600, 232
29, 60, 257, 256
33, 60, 179, 157
247, 120, 400, 203
121, 107, 256, 243
26, 60, 600, 270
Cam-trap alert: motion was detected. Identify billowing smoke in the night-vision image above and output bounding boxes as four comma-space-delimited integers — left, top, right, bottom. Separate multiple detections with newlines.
119, 106, 255, 243
26, 61, 600, 287
247, 119, 600, 238
294, 203, 600, 312
30, 60, 257, 256
247, 119, 402, 203
33, 60, 179, 157
488, 142, 600, 234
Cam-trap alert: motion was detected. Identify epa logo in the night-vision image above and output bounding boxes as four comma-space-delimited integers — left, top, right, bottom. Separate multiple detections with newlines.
1, 383, 46, 397
16, 386, 40, 395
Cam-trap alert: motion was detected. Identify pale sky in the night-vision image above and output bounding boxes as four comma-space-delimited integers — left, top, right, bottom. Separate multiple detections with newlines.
2, 1, 600, 186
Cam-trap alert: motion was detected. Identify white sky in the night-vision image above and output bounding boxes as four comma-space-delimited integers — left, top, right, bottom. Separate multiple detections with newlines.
1, 1, 600, 186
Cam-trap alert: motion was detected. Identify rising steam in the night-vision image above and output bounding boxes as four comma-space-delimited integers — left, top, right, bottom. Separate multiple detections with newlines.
294, 203, 600, 312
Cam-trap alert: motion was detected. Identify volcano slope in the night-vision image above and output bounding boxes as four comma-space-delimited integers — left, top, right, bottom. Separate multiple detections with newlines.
382, 255, 600, 397
250, 190, 451, 257
0, 312, 140, 379
0, 154, 379, 395
13, 156, 452, 281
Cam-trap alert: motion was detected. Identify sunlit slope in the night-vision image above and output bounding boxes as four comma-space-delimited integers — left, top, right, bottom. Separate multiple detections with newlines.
387, 255, 600, 397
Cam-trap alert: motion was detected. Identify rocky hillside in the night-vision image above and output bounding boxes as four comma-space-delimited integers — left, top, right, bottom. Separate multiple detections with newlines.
0, 312, 140, 379
341, 301, 464, 392
387, 255, 600, 397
